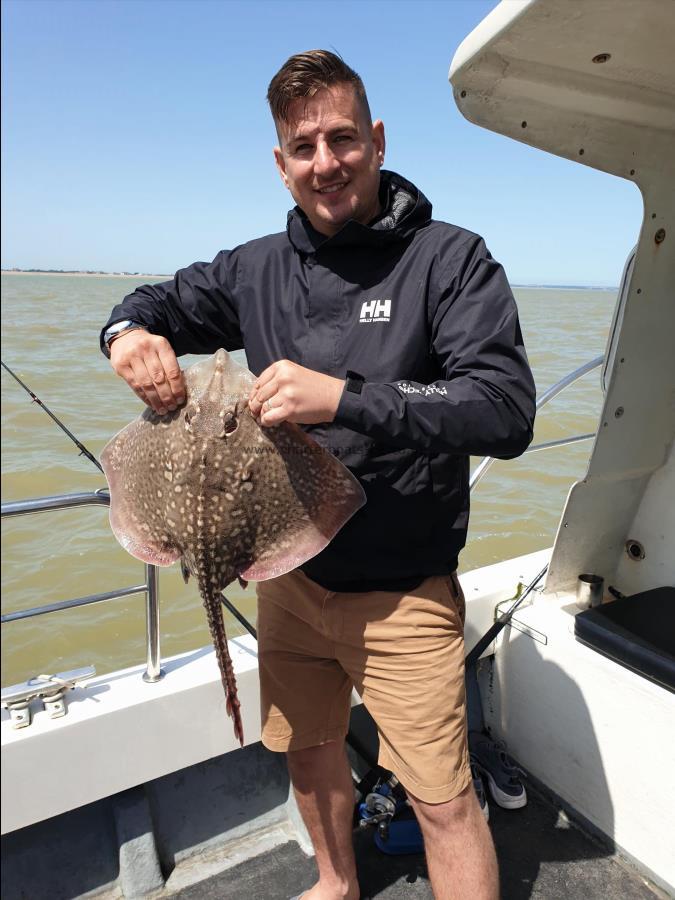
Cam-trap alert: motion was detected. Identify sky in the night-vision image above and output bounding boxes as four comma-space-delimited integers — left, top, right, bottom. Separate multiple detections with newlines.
1, 0, 643, 285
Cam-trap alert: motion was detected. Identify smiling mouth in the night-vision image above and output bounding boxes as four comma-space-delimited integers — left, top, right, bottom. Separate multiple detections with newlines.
316, 182, 348, 195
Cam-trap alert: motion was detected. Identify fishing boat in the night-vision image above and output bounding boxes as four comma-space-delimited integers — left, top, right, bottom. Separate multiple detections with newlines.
2, 0, 674, 897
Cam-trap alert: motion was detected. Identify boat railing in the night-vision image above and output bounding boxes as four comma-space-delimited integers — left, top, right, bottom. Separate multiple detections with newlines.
1, 355, 604, 688
1, 489, 163, 684
469, 354, 603, 490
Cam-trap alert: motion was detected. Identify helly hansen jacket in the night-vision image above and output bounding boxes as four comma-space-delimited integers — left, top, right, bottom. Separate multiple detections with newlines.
101, 171, 536, 590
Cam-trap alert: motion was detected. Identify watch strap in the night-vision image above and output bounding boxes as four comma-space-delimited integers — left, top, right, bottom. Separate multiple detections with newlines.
345, 370, 365, 394
103, 321, 146, 357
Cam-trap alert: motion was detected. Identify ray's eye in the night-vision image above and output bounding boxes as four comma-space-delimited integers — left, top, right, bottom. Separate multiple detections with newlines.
223, 411, 238, 436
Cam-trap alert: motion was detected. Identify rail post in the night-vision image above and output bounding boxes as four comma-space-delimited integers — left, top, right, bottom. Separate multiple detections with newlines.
142, 564, 164, 682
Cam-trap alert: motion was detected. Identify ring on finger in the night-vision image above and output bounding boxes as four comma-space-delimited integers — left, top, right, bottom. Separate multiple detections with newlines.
264, 398, 275, 412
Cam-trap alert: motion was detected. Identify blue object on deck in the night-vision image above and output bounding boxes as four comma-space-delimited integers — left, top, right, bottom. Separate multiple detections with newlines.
374, 817, 425, 855
358, 777, 424, 855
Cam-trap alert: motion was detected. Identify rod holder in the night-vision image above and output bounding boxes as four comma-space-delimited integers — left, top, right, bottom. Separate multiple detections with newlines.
576, 574, 604, 610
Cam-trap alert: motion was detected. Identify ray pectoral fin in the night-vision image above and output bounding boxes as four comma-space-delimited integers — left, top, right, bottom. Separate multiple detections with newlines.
102, 446, 182, 567
109, 504, 182, 566
239, 517, 344, 581
240, 424, 366, 582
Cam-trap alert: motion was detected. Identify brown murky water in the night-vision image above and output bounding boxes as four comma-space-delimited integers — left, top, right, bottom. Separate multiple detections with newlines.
1, 273, 615, 685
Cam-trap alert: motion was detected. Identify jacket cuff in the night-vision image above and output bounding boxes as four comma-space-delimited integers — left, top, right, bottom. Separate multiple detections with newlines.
334, 383, 364, 429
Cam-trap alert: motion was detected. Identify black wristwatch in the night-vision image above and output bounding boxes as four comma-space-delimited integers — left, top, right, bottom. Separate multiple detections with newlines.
345, 370, 365, 394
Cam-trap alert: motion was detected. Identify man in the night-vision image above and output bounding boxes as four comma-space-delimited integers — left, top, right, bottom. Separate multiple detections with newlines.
101, 51, 535, 900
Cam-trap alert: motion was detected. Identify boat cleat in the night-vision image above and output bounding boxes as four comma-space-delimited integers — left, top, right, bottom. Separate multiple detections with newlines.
1, 666, 96, 728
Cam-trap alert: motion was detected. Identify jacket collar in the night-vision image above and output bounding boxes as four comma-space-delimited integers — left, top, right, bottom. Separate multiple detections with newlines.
286, 170, 432, 254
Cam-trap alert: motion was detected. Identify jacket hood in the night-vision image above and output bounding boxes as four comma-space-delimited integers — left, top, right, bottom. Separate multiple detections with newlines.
286, 170, 432, 254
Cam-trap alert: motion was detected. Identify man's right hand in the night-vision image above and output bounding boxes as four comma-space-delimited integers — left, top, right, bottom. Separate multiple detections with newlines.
110, 329, 186, 415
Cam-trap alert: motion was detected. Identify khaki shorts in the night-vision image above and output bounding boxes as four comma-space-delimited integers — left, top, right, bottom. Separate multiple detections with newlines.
257, 569, 471, 804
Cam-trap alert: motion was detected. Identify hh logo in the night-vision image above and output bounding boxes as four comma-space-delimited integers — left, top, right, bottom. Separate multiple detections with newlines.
359, 298, 391, 323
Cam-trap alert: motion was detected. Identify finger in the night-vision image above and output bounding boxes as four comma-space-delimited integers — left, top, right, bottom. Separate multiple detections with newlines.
254, 379, 279, 406
248, 394, 263, 418
145, 351, 182, 410
128, 358, 167, 414
157, 345, 186, 405
114, 360, 151, 407
260, 399, 288, 427
131, 384, 152, 406
250, 391, 279, 419
249, 363, 277, 399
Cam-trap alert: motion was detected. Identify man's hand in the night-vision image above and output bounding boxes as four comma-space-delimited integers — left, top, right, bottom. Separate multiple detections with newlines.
248, 360, 345, 426
110, 329, 186, 415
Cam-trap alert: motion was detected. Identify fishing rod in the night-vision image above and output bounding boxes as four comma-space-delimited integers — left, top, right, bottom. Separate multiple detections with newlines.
1, 360, 104, 474
465, 563, 549, 668
220, 592, 257, 640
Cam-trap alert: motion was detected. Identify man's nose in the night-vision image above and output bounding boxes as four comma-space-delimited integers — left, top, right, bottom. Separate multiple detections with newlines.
314, 139, 340, 176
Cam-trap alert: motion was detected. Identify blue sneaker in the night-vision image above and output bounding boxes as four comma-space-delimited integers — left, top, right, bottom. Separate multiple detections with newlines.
469, 732, 527, 810
470, 754, 490, 821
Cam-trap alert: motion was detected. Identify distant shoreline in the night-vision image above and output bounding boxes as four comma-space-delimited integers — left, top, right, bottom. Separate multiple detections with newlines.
1, 270, 169, 279
1, 270, 617, 291
513, 284, 617, 292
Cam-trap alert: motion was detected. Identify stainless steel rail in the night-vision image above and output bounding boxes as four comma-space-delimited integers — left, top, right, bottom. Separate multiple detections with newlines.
1, 584, 148, 622
1, 491, 163, 683
526, 433, 595, 454
1, 490, 110, 517
469, 355, 603, 491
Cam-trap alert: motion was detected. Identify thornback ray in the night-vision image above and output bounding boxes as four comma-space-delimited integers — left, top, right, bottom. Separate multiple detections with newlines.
101, 349, 366, 745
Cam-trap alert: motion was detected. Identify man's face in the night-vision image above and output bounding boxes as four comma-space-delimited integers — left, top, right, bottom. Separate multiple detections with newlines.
273, 83, 385, 237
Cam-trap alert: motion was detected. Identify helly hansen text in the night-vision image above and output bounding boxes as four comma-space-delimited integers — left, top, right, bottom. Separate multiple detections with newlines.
359, 299, 391, 323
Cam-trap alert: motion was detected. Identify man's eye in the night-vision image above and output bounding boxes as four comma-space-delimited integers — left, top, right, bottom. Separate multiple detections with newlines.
295, 144, 312, 153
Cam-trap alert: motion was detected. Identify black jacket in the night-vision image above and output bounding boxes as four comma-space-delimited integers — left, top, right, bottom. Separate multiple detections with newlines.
101, 171, 536, 590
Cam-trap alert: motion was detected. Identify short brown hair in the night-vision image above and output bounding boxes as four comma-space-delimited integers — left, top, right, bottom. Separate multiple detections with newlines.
267, 49, 371, 126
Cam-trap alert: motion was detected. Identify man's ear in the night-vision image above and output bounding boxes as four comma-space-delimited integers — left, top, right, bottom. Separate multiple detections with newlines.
372, 119, 386, 165
274, 146, 289, 188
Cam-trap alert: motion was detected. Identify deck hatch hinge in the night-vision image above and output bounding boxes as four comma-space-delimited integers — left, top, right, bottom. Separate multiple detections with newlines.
1, 666, 96, 728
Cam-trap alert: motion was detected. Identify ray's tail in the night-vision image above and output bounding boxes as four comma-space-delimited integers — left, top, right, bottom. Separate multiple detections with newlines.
199, 584, 244, 746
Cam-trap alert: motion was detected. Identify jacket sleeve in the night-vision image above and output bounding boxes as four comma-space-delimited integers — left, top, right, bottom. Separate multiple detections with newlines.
334, 236, 536, 459
99, 249, 244, 357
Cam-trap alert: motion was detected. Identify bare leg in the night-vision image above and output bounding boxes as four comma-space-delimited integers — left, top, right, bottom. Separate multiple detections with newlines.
408, 782, 499, 900
286, 740, 360, 900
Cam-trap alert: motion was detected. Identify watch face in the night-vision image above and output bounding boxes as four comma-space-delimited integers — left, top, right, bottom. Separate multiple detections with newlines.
105, 321, 133, 341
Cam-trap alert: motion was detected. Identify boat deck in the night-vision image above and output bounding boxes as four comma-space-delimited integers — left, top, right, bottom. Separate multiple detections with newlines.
172, 782, 664, 900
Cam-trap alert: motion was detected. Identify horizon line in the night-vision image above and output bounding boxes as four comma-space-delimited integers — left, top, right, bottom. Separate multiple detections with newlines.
1, 268, 620, 290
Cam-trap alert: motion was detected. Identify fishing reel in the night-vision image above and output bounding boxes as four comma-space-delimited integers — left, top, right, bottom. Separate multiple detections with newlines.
357, 772, 424, 855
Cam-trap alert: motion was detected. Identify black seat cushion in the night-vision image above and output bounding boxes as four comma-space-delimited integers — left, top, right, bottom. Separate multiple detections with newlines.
574, 586, 675, 692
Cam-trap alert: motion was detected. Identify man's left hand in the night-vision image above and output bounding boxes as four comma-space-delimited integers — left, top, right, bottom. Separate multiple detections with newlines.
248, 360, 345, 426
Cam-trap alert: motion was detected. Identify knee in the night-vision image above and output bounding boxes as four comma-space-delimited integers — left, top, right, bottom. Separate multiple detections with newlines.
287, 740, 346, 783
409, 783, 478, 831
